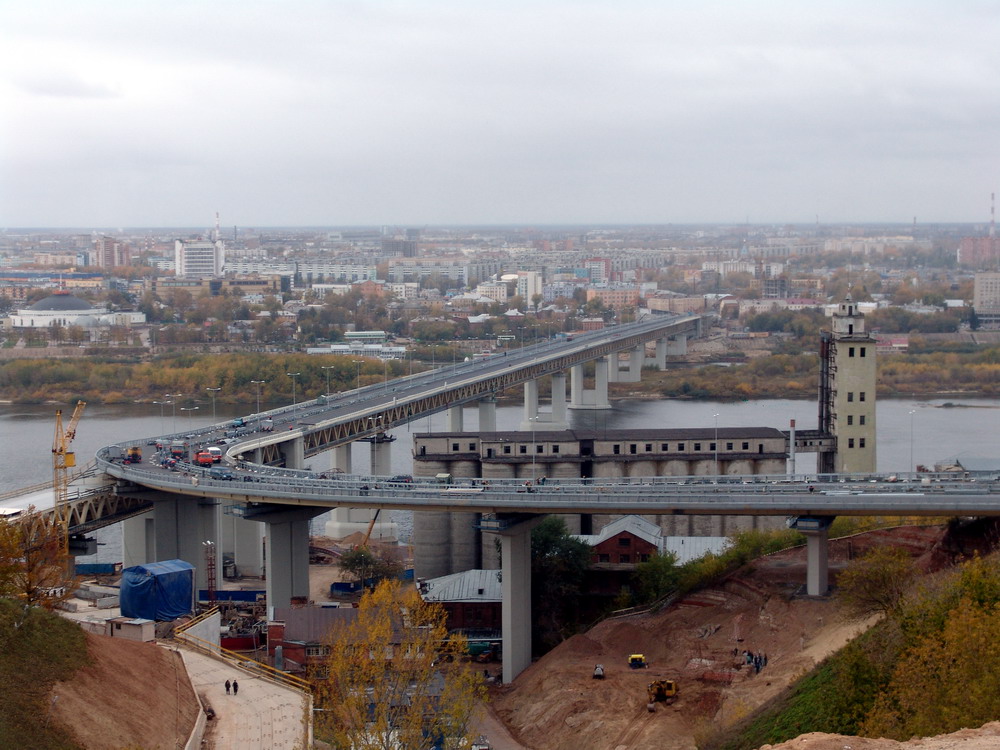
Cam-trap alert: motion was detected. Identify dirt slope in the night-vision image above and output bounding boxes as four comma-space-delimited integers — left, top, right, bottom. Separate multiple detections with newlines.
491, 525, 965, 750
49, 632, 199, 750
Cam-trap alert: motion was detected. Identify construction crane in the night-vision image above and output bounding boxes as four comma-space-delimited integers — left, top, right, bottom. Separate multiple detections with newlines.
52, 400, 86, 556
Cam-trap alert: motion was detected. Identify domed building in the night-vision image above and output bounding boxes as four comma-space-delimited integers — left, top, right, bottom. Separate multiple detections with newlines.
9, 290, 145, 328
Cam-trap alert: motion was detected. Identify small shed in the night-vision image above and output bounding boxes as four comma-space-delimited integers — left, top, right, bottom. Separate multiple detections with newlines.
105, 616, 155, 642
120, 559, 195, 621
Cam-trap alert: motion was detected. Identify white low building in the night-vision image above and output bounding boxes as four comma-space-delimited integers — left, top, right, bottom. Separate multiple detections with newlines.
8, 291, 146, 328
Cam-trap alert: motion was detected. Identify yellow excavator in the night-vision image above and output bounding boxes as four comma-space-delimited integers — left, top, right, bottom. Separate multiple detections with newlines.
646, 679, 678, 711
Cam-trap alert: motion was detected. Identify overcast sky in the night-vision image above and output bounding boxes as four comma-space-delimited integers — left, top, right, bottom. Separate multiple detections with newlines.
2, 1, 999, 228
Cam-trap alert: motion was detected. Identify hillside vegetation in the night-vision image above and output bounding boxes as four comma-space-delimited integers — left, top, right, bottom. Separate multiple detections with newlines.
0, 599, 89, 749
706, 542, 1000, 749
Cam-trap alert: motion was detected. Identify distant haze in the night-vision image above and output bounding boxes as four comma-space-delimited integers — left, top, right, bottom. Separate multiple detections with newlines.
2, 1, 999, 227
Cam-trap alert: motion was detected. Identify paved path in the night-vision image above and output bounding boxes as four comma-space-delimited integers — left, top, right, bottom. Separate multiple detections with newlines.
174, 646, 310, 750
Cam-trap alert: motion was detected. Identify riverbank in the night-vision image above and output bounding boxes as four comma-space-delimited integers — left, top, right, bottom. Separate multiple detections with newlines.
1, 345, 1000, 404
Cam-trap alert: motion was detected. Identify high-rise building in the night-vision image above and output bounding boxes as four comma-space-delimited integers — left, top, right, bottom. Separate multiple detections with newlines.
174, 239, 225, 278
381, 239, 418, 257
516, 271, 543, 305
973, 272, 1000, 326
93, 236, 131, 268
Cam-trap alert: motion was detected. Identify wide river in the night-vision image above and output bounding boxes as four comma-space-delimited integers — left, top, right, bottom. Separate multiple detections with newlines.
2, 395, 998, 559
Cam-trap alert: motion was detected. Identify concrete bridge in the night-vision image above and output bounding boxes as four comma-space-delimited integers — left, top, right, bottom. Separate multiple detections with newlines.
19, 304, 982, 683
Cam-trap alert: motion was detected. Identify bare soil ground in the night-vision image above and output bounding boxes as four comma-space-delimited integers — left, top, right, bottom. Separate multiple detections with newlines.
50, 632, 200, 750
489, 525, 989, 750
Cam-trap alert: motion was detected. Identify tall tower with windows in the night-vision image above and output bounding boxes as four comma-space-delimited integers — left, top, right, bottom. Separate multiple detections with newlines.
818, 297, 877, 474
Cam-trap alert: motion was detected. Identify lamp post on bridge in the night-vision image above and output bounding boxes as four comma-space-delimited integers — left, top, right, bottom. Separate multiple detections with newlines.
180, 406, 199, 424
250, 380, 266, 415
529, 415, 540, 480
205, 387, 220, 423
352, 360, 363, 391
287, 372, 301, 411
166, 393, 182, 433
153, 400, 172, 434
321, 365, 336, 397
909, 409, 916, 472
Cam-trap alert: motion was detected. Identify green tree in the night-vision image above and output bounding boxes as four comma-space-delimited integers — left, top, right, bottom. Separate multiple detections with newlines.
311, 579, 486, 749
635, 550, 680, 604
531, 517, 592, 650
340, 548, 402, 588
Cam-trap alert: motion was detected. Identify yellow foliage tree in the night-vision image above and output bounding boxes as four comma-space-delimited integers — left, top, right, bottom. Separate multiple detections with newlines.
311, 578, 487, 749
0, 513, 74, 612
862, 597, 1000, 739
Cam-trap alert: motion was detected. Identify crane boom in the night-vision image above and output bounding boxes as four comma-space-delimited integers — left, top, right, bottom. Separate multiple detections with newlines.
52, 400, 86, 549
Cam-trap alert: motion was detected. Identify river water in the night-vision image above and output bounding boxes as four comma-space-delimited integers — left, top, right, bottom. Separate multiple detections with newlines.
2, 396, 998, 560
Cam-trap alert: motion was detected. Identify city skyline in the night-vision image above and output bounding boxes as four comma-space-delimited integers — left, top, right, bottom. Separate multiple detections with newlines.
3, 1, 1000, 228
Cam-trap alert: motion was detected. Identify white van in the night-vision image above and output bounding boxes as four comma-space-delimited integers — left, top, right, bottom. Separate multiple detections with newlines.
207, 447, 223, 463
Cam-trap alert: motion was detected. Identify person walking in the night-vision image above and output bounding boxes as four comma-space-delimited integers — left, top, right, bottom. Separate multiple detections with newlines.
225, 679, 231, 695
232, 680, 239, 696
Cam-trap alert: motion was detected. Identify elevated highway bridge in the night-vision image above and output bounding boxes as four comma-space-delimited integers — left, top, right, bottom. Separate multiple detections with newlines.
13, 311, 993, 683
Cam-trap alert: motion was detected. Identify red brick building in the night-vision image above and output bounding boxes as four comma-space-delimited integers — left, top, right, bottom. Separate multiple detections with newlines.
419, 569, 502, 632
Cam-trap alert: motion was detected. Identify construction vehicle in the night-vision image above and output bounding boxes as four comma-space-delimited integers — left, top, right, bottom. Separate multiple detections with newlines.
629, 654, 649, 669
646, 679, 678, 711
593, 664, 605, 679
124, 446, 142, 464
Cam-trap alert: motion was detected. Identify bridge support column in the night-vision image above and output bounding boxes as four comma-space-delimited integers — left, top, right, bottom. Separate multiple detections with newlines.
550, 372, 568, 430
666, 335, 687, 356
478, 397, 497, 432
248, 506, 327, 610
370, 439, 392, 476
623, 345, 643, 382
804, 528, 830, 596
282, 436, 305, 470
122, 511, 155, 568
498, 516, 543, 684
152, 495, 221, 592
606, 354, 621, 382
332, 443, 352, 474
221, 513, 264, 578
522, 380, 539, 423
448, 405, 464, 432
653, 338, 668, 370
568, 359, 612, 410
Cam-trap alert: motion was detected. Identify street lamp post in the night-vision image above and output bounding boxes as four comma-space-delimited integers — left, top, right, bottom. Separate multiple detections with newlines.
321, 365, 336, 397
909, 409, 916, 472
180, 406, 199, 424
166, 393, 182, 433
205, 387, 221, 423
287, 372, 301, 410
529, 415, 539, 480
352, 360, 363, 391
383, 359, 389, 391
153, 400, 171, 434
713, 413, 720, 477
251, 380, 266, 415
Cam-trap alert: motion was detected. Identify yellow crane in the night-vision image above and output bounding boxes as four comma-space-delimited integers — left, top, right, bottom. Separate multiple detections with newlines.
52, 400, 86, 555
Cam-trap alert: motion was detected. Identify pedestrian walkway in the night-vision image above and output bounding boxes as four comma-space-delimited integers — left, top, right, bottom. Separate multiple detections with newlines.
175, 646, 310, 750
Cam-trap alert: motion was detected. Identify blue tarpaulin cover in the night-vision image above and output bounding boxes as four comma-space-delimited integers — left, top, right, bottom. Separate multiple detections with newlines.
120, 559, 194, 621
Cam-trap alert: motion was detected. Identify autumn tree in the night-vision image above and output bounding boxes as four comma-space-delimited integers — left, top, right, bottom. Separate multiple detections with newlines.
0, 514, 75, 617
311, 578, 486, 750
836, 546, 917, 620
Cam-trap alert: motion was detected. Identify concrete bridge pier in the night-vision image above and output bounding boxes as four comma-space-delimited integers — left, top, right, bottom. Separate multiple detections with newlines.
448, 405, 464, 432
280, 436, 305, 470
519, 380, 540, 430
497, 515, 544, 684
478, 396, 497, 432
122, 511, 155, 569
666, 334, 688, 357
649, 338, 668, 370
370, 438, 392, 476
550, 372, 568, 430
151, 495, 222, 592
331, 443, 352, 474
569, 358, 612, 410
622, 345, 644, 382
245, 504, 328, 610
789, 516, 835, 596
222, 512, 265, 578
